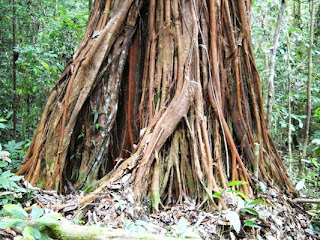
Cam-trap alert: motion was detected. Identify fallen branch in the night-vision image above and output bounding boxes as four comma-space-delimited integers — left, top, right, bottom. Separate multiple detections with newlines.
47, 220, 192, 240
6, 218, 200, 240
292, 198, 320, 204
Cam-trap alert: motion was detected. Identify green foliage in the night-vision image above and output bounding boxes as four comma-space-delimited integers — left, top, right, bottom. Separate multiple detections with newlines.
0, 0, 89, 208
212, 192, 222, 199
0, 118, 7, 129
3, 204, 28, 220
3, 140, 25, 170
227, 181, 248, 188
0, 0, 88, 142
212, 181, 268, 235
244, 219, 261, 229
0, 204, 61, 240
252, 0, 320, 197
308, 207, 320, 234
0, 139, 36, 206
0, 154, 26, 205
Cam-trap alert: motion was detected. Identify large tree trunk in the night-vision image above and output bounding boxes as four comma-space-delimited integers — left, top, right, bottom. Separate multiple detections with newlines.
17, 0, 295, 210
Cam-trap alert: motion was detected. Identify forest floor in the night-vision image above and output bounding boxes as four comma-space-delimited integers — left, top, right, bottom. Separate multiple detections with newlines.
1, 180, 319, 240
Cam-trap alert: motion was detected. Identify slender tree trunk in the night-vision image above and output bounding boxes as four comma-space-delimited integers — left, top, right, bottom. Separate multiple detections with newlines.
287, 33, 293, 175
264, 52, 269, 74
293, 0, 302, 29
315, 4, 320, 44
89, 0, 92, 12
300, 0, 316, 176
266, 0, 287, 130
12, 0, 17, 140
17, 0, 295, 211
54, 0, 58, 17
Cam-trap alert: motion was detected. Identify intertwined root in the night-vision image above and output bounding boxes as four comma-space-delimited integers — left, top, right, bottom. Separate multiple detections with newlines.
18, 0, 295, 211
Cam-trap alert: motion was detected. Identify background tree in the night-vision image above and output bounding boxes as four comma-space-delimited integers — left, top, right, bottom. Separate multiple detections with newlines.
251, 0, 320, 193
266, 0, 287, 130
16, 0, 295, 211
0, 0, 88, 143
300, 0, 316, 176
11, 0, 17, 139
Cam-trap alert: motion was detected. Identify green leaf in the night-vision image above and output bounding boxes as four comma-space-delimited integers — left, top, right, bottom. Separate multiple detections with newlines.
40, 60, 50, 71
39, 232, 53, 240
4, 140, 24, 152
0, 161, 8, 167
212, 192, 222, 199
31, 207, 44, 220
306, 210, 320, 216
9, 175, 23, 181
227, 181, 248, 187
93, 112, 98, 124
311, 158, 319, 167
228, 190, 250, 202
4, 204, 28, 220
226, 210, 241, 233
244, 220, 255, 227
35, 212, 60, 226
0, 123, 6, 129
244, 220, 260, 228
22, 226, 36, 240
77, 133, 84, 139
2, 171, 13, 178
241, 207, 260, 216
313, 147, 320, 157
0, 218, 24, 229
246, 199, 268, 207
30, 227, 42, 240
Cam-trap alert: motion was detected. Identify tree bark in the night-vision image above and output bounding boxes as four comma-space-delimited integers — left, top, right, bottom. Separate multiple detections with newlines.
266, 0, 287, 130
17, 0, 295, 211
300, 0, 316, 176
12, 0, 17, 140
293, 0, 302, 29
287, 33, 293, 175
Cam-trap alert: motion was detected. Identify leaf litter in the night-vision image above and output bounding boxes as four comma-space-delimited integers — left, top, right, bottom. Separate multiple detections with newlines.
0, 179, 319, 239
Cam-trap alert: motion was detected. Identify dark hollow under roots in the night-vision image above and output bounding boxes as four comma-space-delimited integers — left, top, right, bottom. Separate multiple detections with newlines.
17, 0, 295, 211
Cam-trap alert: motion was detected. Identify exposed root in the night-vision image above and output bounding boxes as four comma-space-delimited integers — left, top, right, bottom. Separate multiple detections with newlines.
18, 0, 295, 213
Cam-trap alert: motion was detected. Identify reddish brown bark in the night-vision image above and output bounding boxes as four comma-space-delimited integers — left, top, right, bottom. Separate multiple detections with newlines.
18, 0, 295, 211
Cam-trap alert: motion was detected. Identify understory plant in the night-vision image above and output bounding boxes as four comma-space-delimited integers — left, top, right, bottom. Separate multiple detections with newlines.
0, 204, 60, 240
